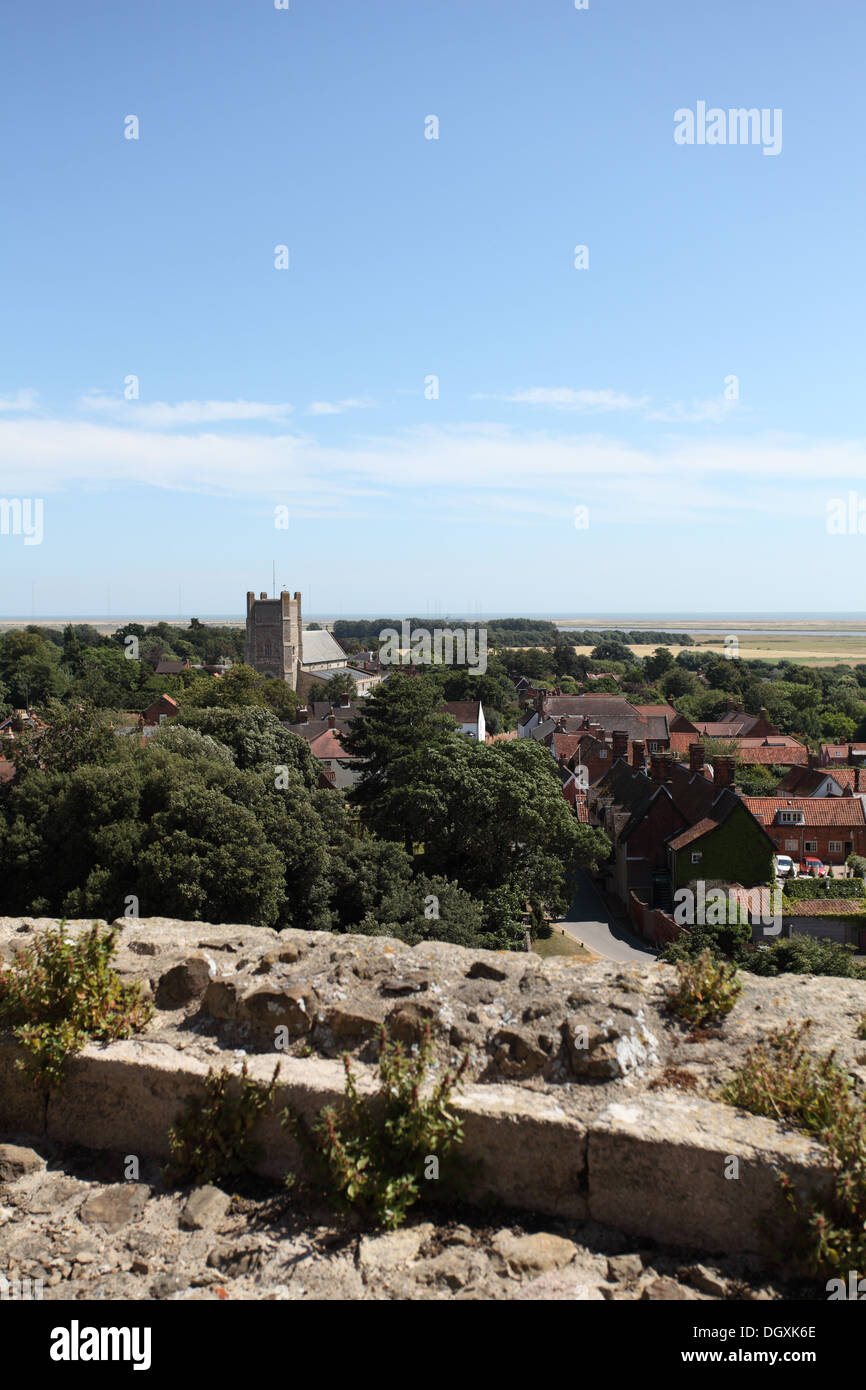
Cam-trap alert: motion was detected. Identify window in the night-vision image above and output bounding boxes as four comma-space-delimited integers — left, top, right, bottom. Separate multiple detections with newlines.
785, 839, 798, 851
778, 809, 804, 825
805, 840, 818, 853
829, 840, 843, 853
598, 749, 608, 759
691, 852, 702, 864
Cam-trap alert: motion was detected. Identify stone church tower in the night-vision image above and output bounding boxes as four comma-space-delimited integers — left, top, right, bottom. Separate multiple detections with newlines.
245, 589, 303, 689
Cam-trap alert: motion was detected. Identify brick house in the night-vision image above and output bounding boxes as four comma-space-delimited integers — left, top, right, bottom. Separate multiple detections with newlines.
140, 695, 179, 728
588, 750, 774, 908
741, 797, 866, 866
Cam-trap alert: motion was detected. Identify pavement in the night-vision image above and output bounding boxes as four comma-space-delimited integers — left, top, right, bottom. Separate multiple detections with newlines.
558, 871, 656, 964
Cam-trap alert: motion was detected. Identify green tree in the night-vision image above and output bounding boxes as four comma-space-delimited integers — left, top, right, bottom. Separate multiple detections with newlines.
643, 647, 674, 682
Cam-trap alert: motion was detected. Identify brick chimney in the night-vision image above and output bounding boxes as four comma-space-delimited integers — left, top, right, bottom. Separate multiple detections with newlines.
650, 754, 666, 784
297, 706, 308, 724
689, 742, 706, 775
632, 740, 645, 771
612, 730, 628, 759
327, 713, 336, 729
849, 744, 856, 765
712, 756, 735, 788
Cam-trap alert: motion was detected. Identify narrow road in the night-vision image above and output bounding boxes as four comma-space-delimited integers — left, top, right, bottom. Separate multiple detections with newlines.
558, 871, 656, 963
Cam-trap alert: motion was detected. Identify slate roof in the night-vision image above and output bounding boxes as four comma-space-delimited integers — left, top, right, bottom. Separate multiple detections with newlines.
441, 701, 482, 724
301, 629, 347, 667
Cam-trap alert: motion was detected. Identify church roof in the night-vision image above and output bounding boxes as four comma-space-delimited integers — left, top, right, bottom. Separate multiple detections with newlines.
301, 629, 346, 667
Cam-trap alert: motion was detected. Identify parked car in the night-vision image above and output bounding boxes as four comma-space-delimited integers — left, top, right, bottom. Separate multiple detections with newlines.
799, 855, 829, 878
774, 854, 796, 878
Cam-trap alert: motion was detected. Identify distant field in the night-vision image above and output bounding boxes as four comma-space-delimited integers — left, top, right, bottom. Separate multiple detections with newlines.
564, 638, 866, 667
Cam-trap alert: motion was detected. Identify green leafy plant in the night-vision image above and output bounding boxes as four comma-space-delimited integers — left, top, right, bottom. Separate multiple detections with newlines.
666, 948, 742, 1026
0, 921, 153, 1088
283, 1022, 469, 1229
722, 1021, 866, 1275
164, 1059, 280, 1187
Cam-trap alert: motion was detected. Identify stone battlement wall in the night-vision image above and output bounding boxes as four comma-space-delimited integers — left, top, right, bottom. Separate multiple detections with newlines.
2, 916, 865, 1256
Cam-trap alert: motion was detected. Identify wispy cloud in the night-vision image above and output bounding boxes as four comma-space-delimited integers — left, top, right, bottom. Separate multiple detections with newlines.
0, 388, 38, 412
645, 398, 738, 424
307, 397, 376, 415
474, 385, 740, 425
472, 387, 649, 412
79, 394, 294, 426
0, 414, 863, 529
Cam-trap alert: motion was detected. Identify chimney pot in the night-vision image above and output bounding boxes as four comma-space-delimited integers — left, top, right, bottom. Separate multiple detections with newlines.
632, 739, 646, 770
689, 742, 706, 774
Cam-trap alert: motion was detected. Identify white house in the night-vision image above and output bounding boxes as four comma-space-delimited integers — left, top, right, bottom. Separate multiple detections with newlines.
441, 700, 485, 742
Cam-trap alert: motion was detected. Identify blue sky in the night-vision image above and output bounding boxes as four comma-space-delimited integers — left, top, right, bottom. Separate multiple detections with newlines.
1, 0, 864, 618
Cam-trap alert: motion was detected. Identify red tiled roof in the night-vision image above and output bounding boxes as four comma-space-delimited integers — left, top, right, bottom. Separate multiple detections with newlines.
552, 734, 583, 762
734, 742, 809, 766
742, 797, 866, 827
308, 729, 347, 759
669, 731, 702, 754
667, 817, 719, 851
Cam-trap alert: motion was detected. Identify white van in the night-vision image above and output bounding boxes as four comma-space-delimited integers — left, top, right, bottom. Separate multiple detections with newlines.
774, 854, 796, 879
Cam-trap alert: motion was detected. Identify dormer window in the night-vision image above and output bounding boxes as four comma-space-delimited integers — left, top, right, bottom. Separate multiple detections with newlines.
777, 809, 804, 825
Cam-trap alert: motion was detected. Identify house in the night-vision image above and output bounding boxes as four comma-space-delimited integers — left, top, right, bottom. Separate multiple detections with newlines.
283, 702, 358, 743
775, 765, 866, 798
518, 694, 673, 751
588, 751, 774, 908
154, 659, 190, 676
441, 701, 485, 741
305, 725, 363, 790
0, 709, 46, 740
729, 737, 809, 767
818, 743, 866, 767
140, 695, 179, 728
741, 796, 866, 866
